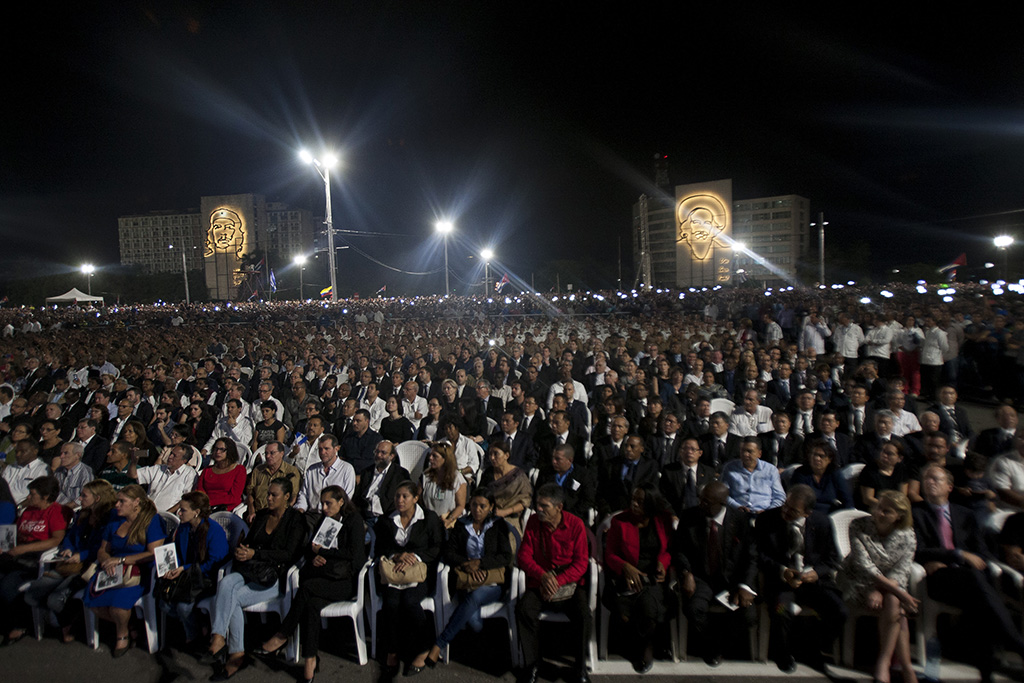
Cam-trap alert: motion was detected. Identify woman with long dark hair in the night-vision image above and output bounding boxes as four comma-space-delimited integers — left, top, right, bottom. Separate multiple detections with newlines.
411, 487, 513, 671
256, 485, 367, 683
197, 438, 246, 512
159, 491, 229, 651
201, 477, 305, 680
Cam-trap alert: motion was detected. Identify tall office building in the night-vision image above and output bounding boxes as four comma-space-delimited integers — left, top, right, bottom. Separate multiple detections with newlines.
119, 194, 317, 299
633, 178, 810, 289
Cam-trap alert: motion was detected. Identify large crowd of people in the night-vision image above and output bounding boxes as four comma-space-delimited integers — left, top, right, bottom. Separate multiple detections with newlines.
0, 282, 1023, 683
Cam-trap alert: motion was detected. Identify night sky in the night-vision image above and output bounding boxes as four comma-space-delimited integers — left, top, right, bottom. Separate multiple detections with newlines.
4, 3, 1024, 293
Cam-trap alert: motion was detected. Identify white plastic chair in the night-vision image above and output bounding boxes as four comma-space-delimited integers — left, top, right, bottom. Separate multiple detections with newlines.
838, 463, 866, 494
395, 441, 431, 483
305, 560, 372, 665
366, 559, 446, 659
710, 398, 735, 416
233, 441, 255, 472
518, 557, 599, 671
437, 562, 522, 667
485, 417, 499, 436
780, 463, 801, 489
241, 562, 304, 662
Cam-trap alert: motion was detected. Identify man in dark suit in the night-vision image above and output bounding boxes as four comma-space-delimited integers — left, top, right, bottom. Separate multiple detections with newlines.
756, 485, 846, 672
853, 410, 910, 466
592, 415, 630, 468
836, 385, 873, 437
519, 396, 549, 443
672, 481, 758, 666
535, 443, 595, 521
973, 405, 1018, 458
681, 397, 713, 439
931, 385, 973, 444
814, 411, 855, 468
475, 379, 505, 424
490, 410, 538, 471
766, 362, 796, 412
788, 390, 820, 439
597, 435, 659, 520
353, 440, 410, 525
75, 418, 110, 474
646, 412, 684, 468
758, 412, 805, 467
913, 465, 1024, 681
660, 436, 716, 516
698, 412, 742, 471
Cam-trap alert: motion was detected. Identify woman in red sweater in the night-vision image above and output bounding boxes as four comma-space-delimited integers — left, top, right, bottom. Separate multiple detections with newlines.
602, 483, 674, 673
197, 438, 246, 512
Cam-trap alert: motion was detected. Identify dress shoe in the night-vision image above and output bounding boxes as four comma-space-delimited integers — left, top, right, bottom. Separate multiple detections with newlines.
199, 646, 227, 665
777, 656, 798, 674
517, 666, 538, 683
703, 654, 722, 668
575, 669, 591, 683
633, 658, 653, 674
404, 663, 426, 677
253, 642, 287, 658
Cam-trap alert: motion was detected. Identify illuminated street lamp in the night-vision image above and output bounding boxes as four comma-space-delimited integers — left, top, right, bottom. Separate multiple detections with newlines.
994, 234, 1015, 281
480, 248, 494, 295
81, 263, 95, 295
435, 220, 454, 296
294, 254, 307, 300
299, 149, 340, 302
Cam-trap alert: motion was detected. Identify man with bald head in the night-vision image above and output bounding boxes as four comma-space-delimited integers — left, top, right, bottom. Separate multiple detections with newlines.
672, 481, 758, 666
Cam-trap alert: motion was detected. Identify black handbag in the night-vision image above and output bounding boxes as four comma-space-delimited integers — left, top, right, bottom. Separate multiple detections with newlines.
156, 563, 209, 603
235, 559, 279, 588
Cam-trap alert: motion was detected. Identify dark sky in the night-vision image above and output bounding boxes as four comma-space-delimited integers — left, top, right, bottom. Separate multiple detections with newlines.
4, 2, 1024, 292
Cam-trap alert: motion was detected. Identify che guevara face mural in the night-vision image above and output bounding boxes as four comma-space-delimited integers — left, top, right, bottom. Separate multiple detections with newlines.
677, 194, 728, 262
205, 208, 246, 258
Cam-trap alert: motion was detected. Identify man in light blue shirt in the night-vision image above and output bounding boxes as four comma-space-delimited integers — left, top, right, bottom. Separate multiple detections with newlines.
721, 437, 785, 514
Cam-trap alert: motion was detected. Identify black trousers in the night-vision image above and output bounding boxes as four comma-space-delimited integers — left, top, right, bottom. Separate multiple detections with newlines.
516, 586, 592, 669
603, 581, 673, 660
765, 581, 847, 663
279, 576, 356, 658
926, 566, 1024, 671
378, 581, 431, 658
681, 578, 756, 659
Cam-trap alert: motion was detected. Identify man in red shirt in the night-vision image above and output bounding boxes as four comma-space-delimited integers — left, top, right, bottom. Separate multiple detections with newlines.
516, 483, 591, 683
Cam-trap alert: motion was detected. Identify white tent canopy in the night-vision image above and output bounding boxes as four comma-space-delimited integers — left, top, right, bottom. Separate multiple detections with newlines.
45, 288, 104, 305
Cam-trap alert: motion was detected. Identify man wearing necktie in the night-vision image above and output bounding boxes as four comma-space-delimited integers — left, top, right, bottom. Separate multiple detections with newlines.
912, 465, 1024, 683
659, 437, 716, 516
598, 436, 658, 520
755, 485, 846, 672
672, 482, 758, 667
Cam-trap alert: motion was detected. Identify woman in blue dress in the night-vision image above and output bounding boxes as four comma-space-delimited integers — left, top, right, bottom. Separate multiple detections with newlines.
83, 483, 165, 657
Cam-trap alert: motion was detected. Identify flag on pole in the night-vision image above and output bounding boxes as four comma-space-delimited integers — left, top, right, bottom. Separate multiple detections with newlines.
495, 273, 510, 291
269, 269, 278, 293
375, 285, 387, 296
320, 285, 332, 298
252, 258, 265, 273
938, 253, 966, 281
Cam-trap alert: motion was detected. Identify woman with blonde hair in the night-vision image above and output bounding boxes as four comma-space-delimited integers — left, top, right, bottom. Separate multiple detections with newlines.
839, 490, 919, 683
83, 483, 165, 657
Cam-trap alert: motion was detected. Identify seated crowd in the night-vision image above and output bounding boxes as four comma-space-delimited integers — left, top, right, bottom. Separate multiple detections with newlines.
0, 287, 1023, 683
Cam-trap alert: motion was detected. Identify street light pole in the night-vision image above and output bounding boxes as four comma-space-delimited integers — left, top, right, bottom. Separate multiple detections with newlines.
994, 234, 1015, 282
81, 264, 95, 296
435, 221, 453, 296
481, 248, 494, 296
810, 213, 829, 285
294, 254, 307, 300
300, 150, 339, 302
169, 245, 191, 305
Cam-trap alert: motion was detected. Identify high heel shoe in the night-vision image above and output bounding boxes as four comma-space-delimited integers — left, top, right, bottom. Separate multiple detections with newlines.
112, 635, 131, 659
210, 655, 249, 681
199, 644, 227, 665
302, 655, 321, 683
252, 640, 287, 658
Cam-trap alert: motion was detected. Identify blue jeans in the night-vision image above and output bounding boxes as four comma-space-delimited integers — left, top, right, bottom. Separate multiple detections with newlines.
159, 598, 199, 643
211, 573, 279, 653
436, 583, 502, 648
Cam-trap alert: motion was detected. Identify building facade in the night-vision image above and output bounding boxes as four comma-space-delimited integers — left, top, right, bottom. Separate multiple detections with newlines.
119, 194, 317, 299
633, 178, 809, 289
